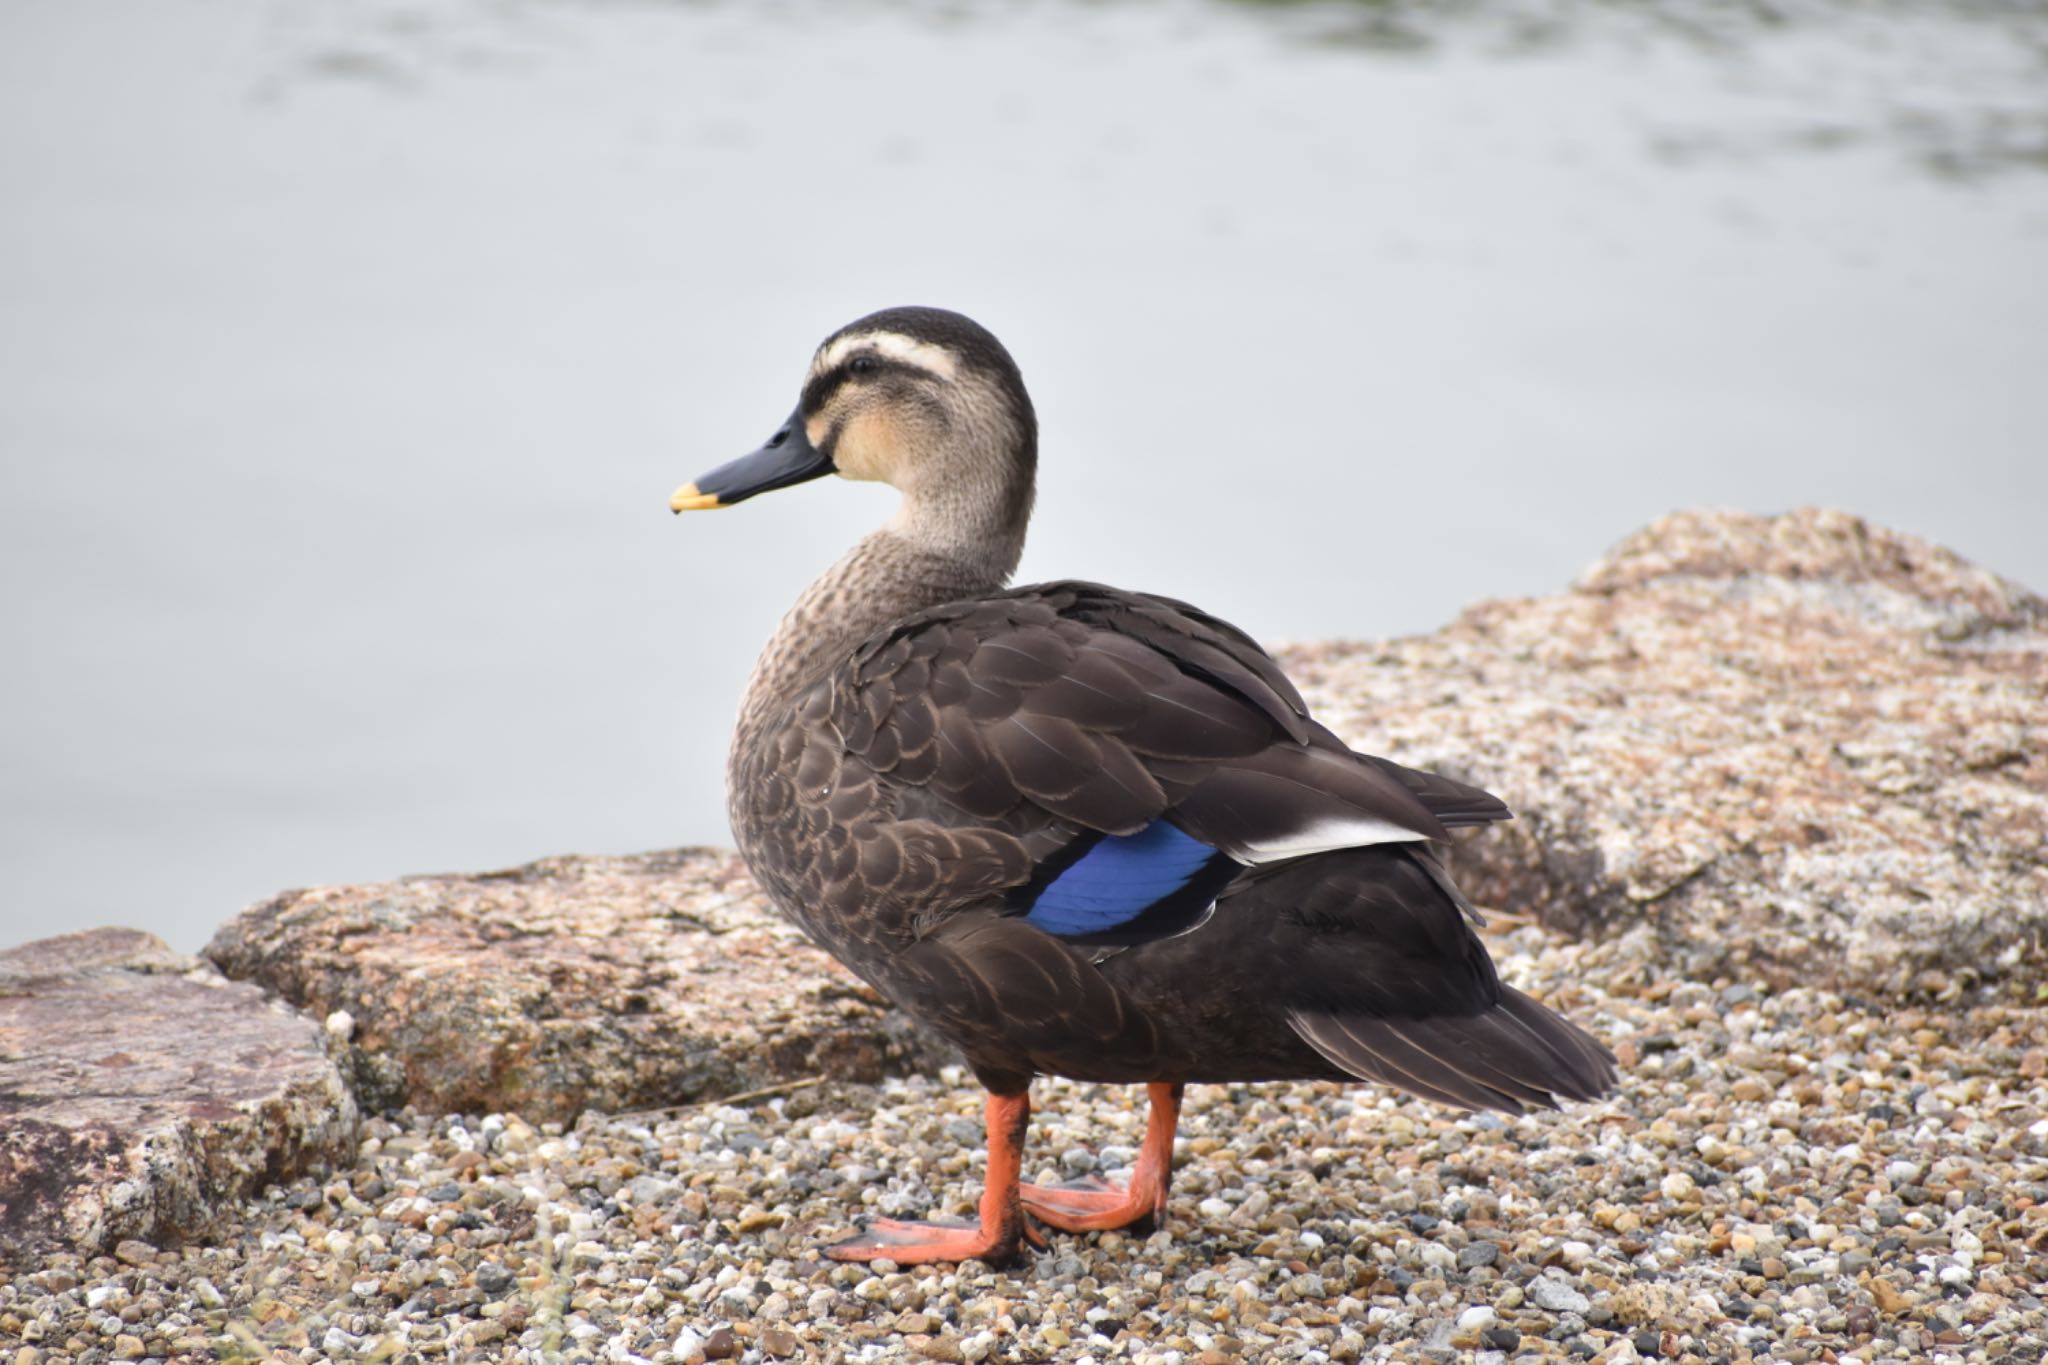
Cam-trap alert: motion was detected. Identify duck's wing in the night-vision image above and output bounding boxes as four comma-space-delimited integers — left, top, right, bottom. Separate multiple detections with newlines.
1176, 844, 1617, 1112
833, 581, 1507, 949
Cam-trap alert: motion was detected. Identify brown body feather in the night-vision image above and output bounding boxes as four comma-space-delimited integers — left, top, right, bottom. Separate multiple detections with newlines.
730, 578, 1611, 1106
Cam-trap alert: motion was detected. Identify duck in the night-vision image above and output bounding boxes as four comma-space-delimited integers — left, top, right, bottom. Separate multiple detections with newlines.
671, 306, 1615, 1265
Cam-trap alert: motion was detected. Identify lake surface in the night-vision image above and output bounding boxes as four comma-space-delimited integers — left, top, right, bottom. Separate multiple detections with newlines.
3, 0, 2045, 953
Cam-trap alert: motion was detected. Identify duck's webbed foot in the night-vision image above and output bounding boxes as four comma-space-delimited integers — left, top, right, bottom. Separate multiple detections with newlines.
822, 1090, 1041, 1265
1019, 1174, 1163, 1233
823, 1212, 1045, 1264
1019, 1081, 1184, 1234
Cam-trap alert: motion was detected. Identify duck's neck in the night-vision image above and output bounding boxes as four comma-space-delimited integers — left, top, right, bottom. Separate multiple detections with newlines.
734, 510, 1028, 742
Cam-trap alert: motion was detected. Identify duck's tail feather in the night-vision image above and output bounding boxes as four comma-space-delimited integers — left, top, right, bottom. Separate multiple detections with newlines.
1287, 985, 1617, 1116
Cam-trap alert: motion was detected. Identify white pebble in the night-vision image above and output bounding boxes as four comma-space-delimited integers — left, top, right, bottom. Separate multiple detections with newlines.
324, 1009, 355, 1039
1457, 1306, 1498, 1332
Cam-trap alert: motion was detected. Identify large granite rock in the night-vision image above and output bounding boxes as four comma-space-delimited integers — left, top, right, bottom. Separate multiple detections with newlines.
204, 848, 942, 1123
0, 928, 357, 1259
1285, 507, 2047, 996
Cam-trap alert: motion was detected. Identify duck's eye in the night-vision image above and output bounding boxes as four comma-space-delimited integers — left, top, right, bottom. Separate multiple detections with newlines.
849, 355, 878, 377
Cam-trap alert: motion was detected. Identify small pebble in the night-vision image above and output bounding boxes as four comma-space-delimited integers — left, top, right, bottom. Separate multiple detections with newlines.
1458, 1240, 1499, 1269
1531, 1277, 1593, 1314
111, 1241, 156, 1268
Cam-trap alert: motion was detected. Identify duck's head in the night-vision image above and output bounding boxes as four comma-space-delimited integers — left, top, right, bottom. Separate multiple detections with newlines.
673, 307, 1037, 551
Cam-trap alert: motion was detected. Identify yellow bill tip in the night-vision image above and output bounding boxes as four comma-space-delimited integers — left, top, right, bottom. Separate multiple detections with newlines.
670, 482, 723, 513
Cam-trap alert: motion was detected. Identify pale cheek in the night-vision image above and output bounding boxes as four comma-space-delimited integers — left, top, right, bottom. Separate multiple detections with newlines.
805, 413, 834, 457
828, 412, 893, 483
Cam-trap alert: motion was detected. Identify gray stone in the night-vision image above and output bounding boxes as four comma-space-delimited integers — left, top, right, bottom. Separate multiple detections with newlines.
1459, 1240, 1501, 1269
0, 927, 356, 1257
1530, 1276, 1593, 1314
1284, 508, 2048, 997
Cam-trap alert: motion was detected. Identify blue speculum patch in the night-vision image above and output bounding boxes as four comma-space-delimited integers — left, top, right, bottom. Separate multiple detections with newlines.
1024, 819, 1223, 938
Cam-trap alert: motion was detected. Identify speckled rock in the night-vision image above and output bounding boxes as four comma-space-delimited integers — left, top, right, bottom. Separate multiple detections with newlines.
0, 927, 357, 1259
1284, 507, 2047, 997
204, 848, 944, 1122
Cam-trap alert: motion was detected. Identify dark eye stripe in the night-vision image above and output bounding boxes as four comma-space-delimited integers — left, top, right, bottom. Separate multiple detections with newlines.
800, 354, 929, 415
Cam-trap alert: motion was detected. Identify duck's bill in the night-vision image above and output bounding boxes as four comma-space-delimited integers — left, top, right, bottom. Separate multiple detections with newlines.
671, 407, 831, 512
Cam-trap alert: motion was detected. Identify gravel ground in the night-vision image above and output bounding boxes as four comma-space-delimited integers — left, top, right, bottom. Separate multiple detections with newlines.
5, 927, 2044, 1365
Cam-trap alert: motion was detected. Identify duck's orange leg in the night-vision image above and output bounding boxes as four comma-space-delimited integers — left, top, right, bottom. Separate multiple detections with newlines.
824, 1089, 1045, 1264
1020, 1081, 1183, 1233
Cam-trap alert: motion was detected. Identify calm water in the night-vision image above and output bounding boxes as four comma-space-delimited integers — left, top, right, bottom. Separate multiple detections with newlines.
3, 0, 2045, 953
